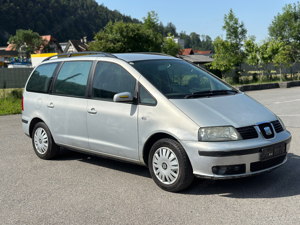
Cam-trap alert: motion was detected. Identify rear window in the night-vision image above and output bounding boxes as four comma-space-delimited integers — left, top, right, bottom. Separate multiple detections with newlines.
26, 63, 59, 93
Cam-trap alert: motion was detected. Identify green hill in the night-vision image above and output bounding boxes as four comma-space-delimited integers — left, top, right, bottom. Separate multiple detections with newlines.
0, 0, 140, 46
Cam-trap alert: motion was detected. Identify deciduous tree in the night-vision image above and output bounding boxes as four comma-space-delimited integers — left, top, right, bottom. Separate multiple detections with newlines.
88, 20, 162, 53
162, 33, 183, 56
270, 39, 292, 82
8, 29, 47, 53
210, 36, 236, 80
269, 2, 300, 44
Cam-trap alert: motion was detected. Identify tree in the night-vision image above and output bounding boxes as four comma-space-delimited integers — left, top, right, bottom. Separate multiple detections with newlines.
163, 22, 177, 37
88, 20, 162, 53
143, 11, 160, 33
190, 32, 201, 50
210, 36, 236, 80
157, 22, 165, 36
223, 9, 247, 50
270, 39, 292, 82
269, 2, 300, 77
244, 37, 276, 82
244, 36, 260, 71
179, 31, 191, 48
162, 33, 183, 56
258, 41, 274, 82
211, 9, 247, 82
269, 2, 300, 44
222, 9, 247, 82
200, 35, 214, 52
8, 29, 47, 53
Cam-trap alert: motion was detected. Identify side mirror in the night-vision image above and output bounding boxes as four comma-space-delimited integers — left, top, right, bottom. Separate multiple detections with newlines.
113, 92, 134, 102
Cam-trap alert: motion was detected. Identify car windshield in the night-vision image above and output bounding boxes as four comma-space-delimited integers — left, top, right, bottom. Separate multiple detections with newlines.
131, 59, 236, 99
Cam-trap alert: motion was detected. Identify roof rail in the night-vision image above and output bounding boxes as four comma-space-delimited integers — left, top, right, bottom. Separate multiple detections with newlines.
126, 52, 175, 58
42, 51, 117, 62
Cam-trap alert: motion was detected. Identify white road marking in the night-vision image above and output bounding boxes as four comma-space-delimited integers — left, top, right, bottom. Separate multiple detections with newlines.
274, 99, 300, 104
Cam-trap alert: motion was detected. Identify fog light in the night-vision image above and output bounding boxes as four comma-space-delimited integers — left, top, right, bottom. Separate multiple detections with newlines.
212, 164, 246, 175
212, 166, 227, 175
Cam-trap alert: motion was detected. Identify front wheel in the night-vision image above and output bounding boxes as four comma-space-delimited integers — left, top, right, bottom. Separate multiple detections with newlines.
32, 122, 60, 160
148, 138, 194, 192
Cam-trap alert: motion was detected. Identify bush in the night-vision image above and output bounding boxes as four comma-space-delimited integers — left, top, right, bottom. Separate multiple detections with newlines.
226, 77, 237, 85
239, 76, 250, 85
252, 73, 258, 82
10, 89, 23, 99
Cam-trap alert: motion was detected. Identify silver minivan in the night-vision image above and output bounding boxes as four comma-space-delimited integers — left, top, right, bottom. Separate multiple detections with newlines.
22, 52, 292, 192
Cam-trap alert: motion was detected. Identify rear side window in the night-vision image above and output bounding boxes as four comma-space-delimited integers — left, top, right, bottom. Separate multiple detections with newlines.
26, 63, 59, 93
92, 62, 136, 101
53, 61, 92, 97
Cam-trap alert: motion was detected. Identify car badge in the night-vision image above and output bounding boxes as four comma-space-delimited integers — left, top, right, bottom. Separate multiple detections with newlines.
264, 127, 272, 136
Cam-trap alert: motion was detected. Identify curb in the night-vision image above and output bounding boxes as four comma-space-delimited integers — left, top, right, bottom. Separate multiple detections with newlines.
237, 81, 300, 92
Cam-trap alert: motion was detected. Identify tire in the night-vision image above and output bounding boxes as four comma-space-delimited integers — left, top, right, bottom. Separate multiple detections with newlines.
32, 122, 60, 160
148, 138, 194, 192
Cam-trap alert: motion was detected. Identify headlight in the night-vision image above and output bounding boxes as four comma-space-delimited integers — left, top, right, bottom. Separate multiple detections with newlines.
198, 126, 242, 142
277, 116, 286, 131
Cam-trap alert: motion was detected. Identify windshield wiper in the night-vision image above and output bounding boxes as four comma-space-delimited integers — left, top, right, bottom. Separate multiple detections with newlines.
184, 90, 238, 99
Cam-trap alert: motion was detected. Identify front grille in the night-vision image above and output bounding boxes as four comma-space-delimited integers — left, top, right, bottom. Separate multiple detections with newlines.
236, 126, 258, 140
271, 120, 284, 133
258, 123, 275, 139
250, 154, 286, 172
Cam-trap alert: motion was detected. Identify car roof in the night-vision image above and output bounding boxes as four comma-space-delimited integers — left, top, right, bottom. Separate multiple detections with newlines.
40, 52, 181, 65
113, 53, 180, 62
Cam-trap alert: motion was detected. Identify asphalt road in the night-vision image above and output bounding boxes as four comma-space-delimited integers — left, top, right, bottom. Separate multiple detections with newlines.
1, 87, 300, 224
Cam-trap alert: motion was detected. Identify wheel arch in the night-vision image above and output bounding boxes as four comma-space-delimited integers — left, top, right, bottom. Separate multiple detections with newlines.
142, 132, 179, 167
29, 117, 45, 138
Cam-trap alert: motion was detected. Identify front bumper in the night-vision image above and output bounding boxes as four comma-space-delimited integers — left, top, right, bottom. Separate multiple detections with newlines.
181, 130, 292, 179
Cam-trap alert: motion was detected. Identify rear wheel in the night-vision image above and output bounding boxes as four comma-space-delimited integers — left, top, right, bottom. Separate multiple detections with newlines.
32, 122, 60, 160
148, 138, 194, 192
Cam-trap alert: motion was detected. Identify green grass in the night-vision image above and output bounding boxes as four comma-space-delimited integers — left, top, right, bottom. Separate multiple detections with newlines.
0, 88, 23, 115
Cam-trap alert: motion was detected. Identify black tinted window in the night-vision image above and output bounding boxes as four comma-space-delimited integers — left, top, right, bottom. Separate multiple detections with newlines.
53, 61, 92, 97
26, 63, 59, 93
92, 62, 136, 101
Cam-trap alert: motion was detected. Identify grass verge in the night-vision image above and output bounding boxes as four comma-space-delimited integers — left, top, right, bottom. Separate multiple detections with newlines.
0, 88, 23, 115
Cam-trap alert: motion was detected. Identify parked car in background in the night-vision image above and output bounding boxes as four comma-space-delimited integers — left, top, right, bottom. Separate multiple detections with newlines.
22, 52, 292, 192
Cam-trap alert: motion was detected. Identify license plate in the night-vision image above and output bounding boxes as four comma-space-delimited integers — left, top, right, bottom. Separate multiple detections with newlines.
261, 144, 286, 160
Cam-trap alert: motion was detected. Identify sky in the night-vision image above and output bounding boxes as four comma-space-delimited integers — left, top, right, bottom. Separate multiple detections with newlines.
96, 0, 296, 43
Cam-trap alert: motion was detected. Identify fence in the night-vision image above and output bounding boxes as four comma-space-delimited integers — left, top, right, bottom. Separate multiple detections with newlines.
225, 62, 300, 77
0, 68, 33, 89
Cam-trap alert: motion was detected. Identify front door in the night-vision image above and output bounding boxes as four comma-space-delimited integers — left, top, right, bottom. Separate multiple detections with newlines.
86, 61, 139, 160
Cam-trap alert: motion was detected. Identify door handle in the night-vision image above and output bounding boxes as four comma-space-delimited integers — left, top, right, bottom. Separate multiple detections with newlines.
87, 108, 97, 114
47, 103, 54, 108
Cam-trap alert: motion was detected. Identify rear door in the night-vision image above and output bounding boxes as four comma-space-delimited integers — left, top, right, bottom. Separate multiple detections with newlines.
48, 60, 92, 150
23, 62, 60, 134
86, 61, 139, 160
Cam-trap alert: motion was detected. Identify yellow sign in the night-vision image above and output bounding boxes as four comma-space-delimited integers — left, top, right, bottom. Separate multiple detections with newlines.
31, 53, 58, 58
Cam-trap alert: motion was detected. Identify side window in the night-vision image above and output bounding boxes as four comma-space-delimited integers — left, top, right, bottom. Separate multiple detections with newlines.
53, 61, 92, 97
139, 84, 156, 105
26, 63, 59, 93
92, 62, 136, 101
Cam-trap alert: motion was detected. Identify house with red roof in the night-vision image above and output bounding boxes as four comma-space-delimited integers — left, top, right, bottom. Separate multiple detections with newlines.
180, 48, 212, 56
6, 35, 62, 54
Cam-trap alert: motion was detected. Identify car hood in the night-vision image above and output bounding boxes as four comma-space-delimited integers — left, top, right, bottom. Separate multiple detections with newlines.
169, 93, 277, 128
